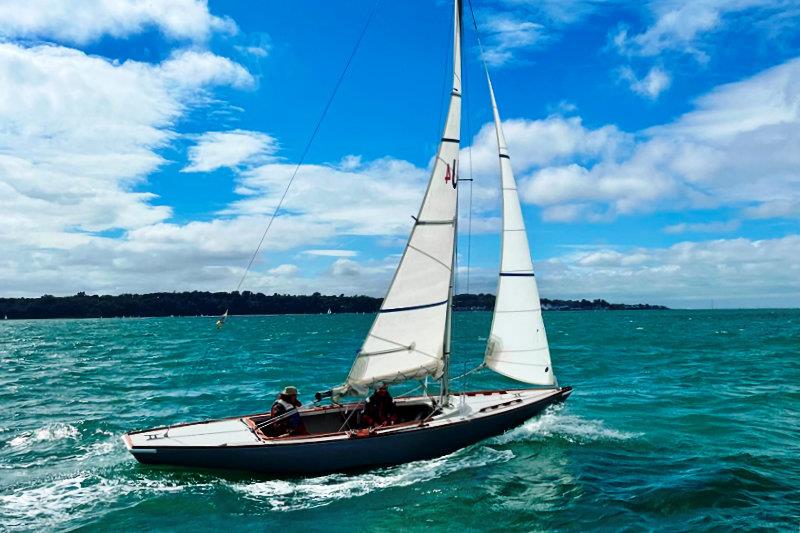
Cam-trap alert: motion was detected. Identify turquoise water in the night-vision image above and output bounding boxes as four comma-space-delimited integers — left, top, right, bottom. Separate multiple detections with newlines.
1, 310, 798, 531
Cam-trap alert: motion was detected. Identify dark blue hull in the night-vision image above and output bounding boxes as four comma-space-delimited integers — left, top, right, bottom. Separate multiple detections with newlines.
129, 388, 571, 476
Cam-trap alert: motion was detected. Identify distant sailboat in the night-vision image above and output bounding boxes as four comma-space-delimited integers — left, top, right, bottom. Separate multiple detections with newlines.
123, 0, 571, 475
215, 309, 228, 329
327, 308, 332, 315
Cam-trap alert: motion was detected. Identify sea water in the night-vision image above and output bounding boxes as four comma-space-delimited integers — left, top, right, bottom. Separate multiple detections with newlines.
1, 310, 798, 531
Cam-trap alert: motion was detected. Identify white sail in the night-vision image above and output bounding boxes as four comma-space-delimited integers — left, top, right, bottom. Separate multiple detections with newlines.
483, 74, 556, 387
336, 0, 462, 397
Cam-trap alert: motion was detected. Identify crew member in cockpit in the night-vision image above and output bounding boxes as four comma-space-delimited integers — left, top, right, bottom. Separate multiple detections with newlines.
362, 383, 397, 427
270, 386, 307, 436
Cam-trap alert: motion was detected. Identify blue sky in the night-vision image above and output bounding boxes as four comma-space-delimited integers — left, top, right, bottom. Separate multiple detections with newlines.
1, 0, 798, 308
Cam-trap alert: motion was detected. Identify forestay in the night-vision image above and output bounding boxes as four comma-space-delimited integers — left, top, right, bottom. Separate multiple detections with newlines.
335, 0, 462, 397
482, 73, 556, 387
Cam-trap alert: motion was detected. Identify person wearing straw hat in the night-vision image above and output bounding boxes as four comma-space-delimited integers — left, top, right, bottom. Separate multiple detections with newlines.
269, 386, 306, 436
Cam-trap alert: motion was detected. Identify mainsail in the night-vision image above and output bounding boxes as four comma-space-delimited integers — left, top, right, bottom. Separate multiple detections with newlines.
482, 73, 556, 387
336, 1, 462, 397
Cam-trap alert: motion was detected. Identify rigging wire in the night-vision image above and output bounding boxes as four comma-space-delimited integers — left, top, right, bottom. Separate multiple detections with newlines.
433, 6, 454, 152
463, 22, 475, 295
228, 0, 382, 302
397, 363, 484, 398
466, 0, 494, 85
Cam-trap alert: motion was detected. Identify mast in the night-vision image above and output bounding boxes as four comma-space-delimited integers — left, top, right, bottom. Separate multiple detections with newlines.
441, 0, 463, 404
333, 0, 463, 398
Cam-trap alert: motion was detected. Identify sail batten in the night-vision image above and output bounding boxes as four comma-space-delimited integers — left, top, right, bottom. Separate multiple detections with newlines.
336, 1, 462, 397
482, 69, 557, 388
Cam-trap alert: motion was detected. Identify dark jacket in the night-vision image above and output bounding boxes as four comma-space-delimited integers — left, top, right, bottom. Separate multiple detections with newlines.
364, 390, 396, 424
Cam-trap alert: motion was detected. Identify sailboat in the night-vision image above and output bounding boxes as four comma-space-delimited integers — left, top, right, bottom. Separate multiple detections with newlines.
123, 0, 571, 475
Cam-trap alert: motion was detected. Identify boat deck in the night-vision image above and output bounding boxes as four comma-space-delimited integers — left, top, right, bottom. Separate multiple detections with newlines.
125, 417, 260, 448
124, 388, 567, 450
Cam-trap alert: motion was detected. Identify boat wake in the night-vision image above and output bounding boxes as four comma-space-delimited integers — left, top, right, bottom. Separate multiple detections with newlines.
6, 423, 79, 449
0, 474, 184, 531
230, 445, 514, 511
492, 405, 641, 445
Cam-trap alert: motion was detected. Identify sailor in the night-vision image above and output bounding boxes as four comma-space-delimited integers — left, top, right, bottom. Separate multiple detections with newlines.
362, 383, 397, 427
269, 386, 306, 436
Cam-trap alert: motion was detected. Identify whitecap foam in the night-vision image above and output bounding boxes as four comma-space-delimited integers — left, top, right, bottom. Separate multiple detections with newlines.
7, 423, 79, 449
492, 405, 641, 445
231, 445, 514, 511
78, 435, 118, 462
0, 474, 184, 530
78, 429, 122, 461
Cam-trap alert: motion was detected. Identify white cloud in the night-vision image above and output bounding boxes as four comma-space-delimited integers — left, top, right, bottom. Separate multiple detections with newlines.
539, 235, 800, 308
612, 0, 798, 60
663, 220, 741, 234
183, 130, 277, 173
338, 155, 362, 171
501, 0, 601, 26
0, 0, 236, 44
467, 116, 629, 178
236, 45, 269, 58
540, 203, 592, 223
521, 164, 592, 206
618, 65, 671, 99
0, 44, 253, 246
494, 56, 800, 221
302, 250, 359, 257
157, 50, 254, 90
743, 199, 800, 219
226, 157, 428, 236
123, 215, 335, 258
324, 258, 396, 294
0, 136, 501, 297
268, 264, 299, 276
481, 13, 546, 66
472, 0, 603, 66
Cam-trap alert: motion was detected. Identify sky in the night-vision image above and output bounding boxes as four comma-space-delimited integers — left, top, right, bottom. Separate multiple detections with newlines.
1, 0, 799, 308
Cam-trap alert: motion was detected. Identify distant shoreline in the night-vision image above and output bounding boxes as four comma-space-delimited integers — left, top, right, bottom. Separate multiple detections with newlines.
0, 291, 668, 320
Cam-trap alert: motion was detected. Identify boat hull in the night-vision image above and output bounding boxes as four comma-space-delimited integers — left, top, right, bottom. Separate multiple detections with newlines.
126, 387, 571, 476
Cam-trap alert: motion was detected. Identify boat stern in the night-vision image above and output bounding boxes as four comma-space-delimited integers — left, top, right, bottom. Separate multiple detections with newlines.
123, 417, 262, 464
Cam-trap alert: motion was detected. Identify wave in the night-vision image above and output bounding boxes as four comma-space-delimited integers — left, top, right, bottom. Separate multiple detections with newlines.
492, 405, 641, 445
6, 423, 79, 449
77, 430, 119, 462
230, 445, 514, 512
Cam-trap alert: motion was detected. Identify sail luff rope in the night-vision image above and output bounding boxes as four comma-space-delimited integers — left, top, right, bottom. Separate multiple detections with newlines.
227, 0, 382, 308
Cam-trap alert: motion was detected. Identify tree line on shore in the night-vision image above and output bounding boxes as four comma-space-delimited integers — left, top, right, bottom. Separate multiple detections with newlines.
0, 291, 667, 320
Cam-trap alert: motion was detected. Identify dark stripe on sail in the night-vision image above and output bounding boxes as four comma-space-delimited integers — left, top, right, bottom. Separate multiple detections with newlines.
441, 137, 460, 143
499, 154, 510, 159
415, 219, 455, 226
451, 91, 462, 98
499, 272, 535, 277
380, 300, 449, 313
